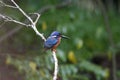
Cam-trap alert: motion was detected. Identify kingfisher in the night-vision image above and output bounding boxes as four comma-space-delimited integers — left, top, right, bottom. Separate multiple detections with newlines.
44, 31, 69, 52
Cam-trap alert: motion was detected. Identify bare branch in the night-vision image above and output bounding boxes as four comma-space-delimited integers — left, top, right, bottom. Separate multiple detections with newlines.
0, 1, 17, 8
33, 13, 40, 24
0, 14, 31, 27
0, 1, 66, 79
52, 51, 58, 80
10, 0, 34, 23
0, 0, 46, 41
31, 25, 46, 41
0, 0, 71, 42
10, 0, 46, 41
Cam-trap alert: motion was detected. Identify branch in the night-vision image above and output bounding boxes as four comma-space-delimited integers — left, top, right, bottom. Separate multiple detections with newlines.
0, 1, 17, 8
0, 14, 31, 27
0, 0, 71, 43
0, 0, 58, 80
96, 0, 117, 80
52, 51, 58, 80
29, 13, 40, 24
10, 0, 33, 24
34, 13, 40, 24
0, 0, 46, 41
11, 0, 46, 41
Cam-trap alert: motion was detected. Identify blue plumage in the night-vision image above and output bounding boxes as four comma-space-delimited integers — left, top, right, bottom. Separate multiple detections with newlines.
50, 31, 61, 36
44, 36, 58, 49
44, 31, 68, 51
44, 31, 61, 49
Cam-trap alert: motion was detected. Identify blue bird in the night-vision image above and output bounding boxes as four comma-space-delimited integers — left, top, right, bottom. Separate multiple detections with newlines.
44, 31, 69, 52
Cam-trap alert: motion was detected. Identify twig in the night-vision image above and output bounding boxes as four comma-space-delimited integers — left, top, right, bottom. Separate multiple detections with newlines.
11, 0, 46, 41
29, 13, 40, 24
0, 0, 71, 43
0, 0, 46, 41
0, 0, 59, 79
52, 51, 58, 80
96, 0, 117, 80
11, 0, 33, 24
34, 13, 40, 24
0, 14, 31, 27
0, 1, 17, 8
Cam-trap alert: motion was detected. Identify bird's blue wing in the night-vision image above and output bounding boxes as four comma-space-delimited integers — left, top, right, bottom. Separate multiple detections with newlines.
44, 37, 57, 49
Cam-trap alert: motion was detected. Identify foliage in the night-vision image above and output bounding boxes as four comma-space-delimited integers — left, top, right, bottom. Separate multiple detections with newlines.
1, 0, 120, 80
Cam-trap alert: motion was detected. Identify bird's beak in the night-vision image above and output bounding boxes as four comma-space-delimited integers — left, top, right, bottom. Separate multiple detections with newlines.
61, 35, 69, 39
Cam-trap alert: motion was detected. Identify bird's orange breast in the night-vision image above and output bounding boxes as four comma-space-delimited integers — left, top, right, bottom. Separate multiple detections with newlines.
52, 37, 61, 51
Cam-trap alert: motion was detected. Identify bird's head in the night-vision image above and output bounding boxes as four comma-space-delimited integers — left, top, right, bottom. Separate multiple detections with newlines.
50, 31, 69, 39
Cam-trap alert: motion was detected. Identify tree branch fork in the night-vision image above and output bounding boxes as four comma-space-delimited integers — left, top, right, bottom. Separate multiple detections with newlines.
0, 0, 58, 80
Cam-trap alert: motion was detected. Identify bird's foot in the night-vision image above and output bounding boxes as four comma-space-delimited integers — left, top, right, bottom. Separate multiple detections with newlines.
51, 49, 56, 53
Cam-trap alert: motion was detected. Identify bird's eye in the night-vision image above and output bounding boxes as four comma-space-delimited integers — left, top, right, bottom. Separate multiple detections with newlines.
57, 33, 61, 36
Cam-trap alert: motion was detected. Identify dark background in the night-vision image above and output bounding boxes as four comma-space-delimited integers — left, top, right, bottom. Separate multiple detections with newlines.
0, 0, 120, 80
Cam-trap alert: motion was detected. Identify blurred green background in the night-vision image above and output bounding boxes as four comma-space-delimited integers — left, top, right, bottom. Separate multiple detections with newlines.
0, 0, 120, 80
